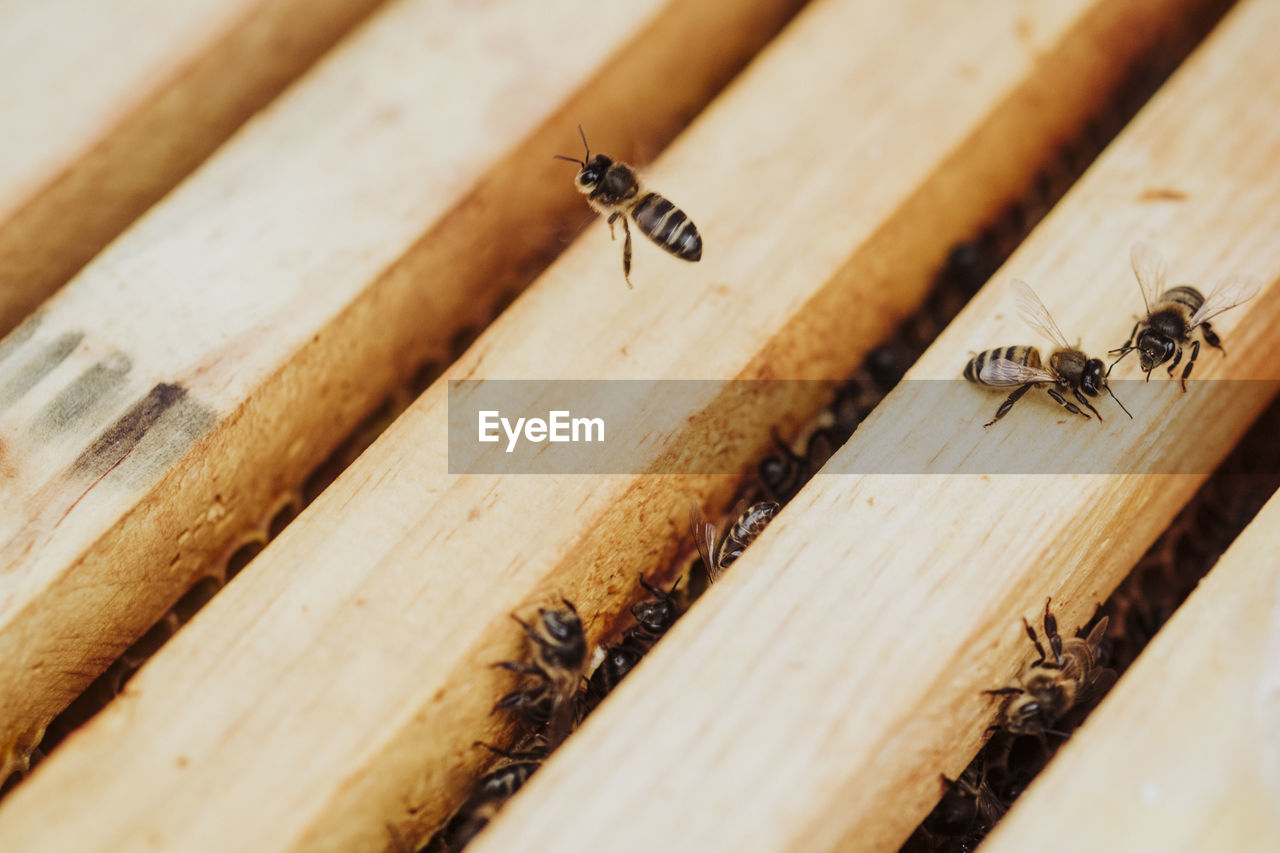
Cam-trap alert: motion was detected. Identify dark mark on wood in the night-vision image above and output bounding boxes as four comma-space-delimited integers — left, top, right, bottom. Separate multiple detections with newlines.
72, 383, 216, 485
33, 352, 133, 437
0, 330, 85, 411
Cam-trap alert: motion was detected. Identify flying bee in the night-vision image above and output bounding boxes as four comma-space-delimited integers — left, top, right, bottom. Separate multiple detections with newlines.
986, 599, 1116, 738
555, 125, 702, 288
492, 599, 586, 748
964, 279, 1132, 427
691, 500, 781, 583
1109, 242, 1261, 390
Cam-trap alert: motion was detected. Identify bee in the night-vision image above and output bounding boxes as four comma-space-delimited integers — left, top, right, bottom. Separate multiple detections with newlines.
691, 500, 781, 583
581, 575, 681, 716
555, 126, 702, 288
986, 599, 1116, 738
492, 600, 586, 748
964, 280, 1132, 427
922, 766, 1007, 840
1109, 242, 1260, 390
438, 741, 548, 851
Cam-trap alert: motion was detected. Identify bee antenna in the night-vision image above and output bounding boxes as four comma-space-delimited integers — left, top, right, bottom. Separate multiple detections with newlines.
577, 123, 590, 161
552, 154, 585, 166
1105, 384, 1134, 419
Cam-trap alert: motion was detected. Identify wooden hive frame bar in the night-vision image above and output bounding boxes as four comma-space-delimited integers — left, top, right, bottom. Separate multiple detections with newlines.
0, 0, 390, 337
0, 0, 1226, 850
469, 0, 1280, 849
0, 0, 809, 782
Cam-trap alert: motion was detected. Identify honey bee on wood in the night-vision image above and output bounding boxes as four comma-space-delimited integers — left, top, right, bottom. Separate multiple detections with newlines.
986, 599, 1116, 738
436, 741, 548, 852
492, 600, 586, 748
964, 280, 1132, 427
1109, 242, 1260, 390
581, 575, 682, 716
922, 766, 1008, 841
555, 125, 702, 288
691, 500, 781, 583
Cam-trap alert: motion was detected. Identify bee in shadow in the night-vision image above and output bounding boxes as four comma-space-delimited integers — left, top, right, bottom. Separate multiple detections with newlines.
985, 598, 1116, 738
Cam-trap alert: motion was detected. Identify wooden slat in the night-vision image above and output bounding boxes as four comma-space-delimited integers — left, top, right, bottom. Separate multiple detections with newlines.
980, 487, 1280, 852
0, 0, 808, 783
462, 1, 1280, 851
0, 0, 1221, 851
0, 0, 390, 338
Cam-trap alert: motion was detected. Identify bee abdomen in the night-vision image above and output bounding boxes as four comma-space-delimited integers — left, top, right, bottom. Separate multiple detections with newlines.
1160, 285, 1204, 314
631, 192, 702, 261
964, 345, 1039, 385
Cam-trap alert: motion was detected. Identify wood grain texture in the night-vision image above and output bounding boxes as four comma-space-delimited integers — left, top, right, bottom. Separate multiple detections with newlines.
981, 487, 1280, 853
0, 0, 390, 337
0, 0, 808, 783
0, 0, 1219, 850
463, 1, 1280, 851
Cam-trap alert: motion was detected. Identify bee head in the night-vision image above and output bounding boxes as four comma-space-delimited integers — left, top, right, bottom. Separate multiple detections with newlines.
574, 154, 612, 191
534, 601, 586, 670
1080, 358, 1106, 396
1004, 695, 1046, 736
1135, 328, 1175, 374
554, 124, 609, 193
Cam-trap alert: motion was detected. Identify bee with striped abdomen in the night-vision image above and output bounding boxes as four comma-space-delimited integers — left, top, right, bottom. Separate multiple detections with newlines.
1109, 242, 1260, 390
985, 599, 1115, 738
691, 500, 781, 583
964, 280, 1131, 427
492, 600, 586, 748
555, 126, 701, 288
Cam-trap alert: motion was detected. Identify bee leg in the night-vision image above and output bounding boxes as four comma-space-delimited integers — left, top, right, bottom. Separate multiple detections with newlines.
606, 211, 619, 240
1201, 322, 1225, 355
1045, 388, 1088, 419
1042, 598, 1065, 665
1021, 617, 1048, 664
983, 383, 1034, 428
1073, 387, 1103, 422
1179, 339, 1200, 392
984, 687, 1023, 697
619, 215, 633, 289
492, 660, 545, 677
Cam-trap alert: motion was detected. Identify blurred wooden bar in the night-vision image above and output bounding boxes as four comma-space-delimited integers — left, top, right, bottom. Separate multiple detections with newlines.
0, 0, 390, 337
0, 0, 1222, 850
981, 486, 1280, 852
0, 0, 808, 784
464, 0, 1280, 850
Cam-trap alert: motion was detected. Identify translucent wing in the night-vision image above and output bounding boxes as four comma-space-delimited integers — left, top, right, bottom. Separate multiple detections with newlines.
1189, 273, 1262, 328
978, 358, 1056, 386
1012, 279, 1072, 350
1129, 241, 1166, 315
689, 504, 721, 584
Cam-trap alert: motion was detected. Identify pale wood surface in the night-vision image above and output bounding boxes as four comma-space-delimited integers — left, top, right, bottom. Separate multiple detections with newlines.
0, 0, 1218, 851
0, 0, 808, 781
464, 1, 1280, 851
0, 0, 389, 337
980, 487, 1280, 853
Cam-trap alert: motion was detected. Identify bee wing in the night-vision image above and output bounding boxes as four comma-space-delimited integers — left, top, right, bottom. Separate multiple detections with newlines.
689, 504, 721, 584
1130, 241, 1166, 316
1011, 279, 1073, 351
978, 358, 1056, 387
1189, 273, 1262, 328
1075, 665, 1118, 709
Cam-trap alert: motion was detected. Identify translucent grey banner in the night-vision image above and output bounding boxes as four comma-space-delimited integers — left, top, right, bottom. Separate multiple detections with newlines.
447, 379, 1280, 475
